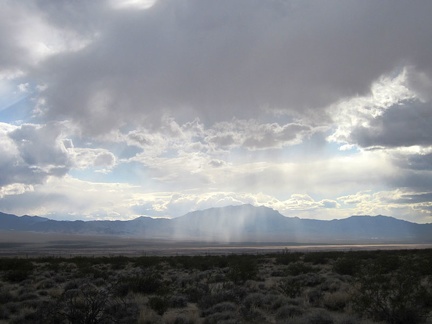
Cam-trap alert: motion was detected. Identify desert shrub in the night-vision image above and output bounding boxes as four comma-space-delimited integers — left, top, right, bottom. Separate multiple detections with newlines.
275, 304, 304, 320
168, 255, 229, 271
148, 296, 169, 315
304, 252, 342, 265
322, 291, 350, 311
59, 284, 112, 323
104, 256, 129, 270
17, 292, 39, 302
270, 269, 286, 276
319, 276, 343, 293
295, 273, 324, 287
164, 313, 197, 324
264, 294, 288, 310
183, 282, 210, 303
286, 261, 315, 276
307, 287, 323, 307
201, 301, 237, 317
198, 287, 244, 310
278, 277, 303, 298
352, 264, 432, 324
0, 288, 14, 304
242, 292, 266, 310
35, 281, 138, 324
133, 256, 163, 268
38, 290, 48, 296
1, 259, 34, 283
332, 257, 360, 276
37, 278, 57, 289
117, 272, 164, 296
203, 310, 238, 324
0, 304, 10, 320
169, 294, 188, 308
239, 305, 266, 323
93, 277, 106, 287
275, 251, 303, 265
64, 279, 81, 291
299, 308, 334, 324
369, 254, 401, 274
227, 257, 257, 284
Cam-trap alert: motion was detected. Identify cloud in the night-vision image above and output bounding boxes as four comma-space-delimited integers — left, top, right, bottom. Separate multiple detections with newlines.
337, 189, 432, 223
71, 148, 116, 171
206, 119, 313, 150
394, 151, 432, 171
0, 122, 70, 186
6, 0, 425, 135
349, 101, 432, 149
1, 1, 432, 224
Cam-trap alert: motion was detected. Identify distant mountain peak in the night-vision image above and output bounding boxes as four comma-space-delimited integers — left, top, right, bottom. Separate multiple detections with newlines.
1, 207, 431, 243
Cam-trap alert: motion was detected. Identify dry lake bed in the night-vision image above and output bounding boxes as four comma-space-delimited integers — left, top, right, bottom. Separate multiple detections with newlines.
1, 230, 432, 257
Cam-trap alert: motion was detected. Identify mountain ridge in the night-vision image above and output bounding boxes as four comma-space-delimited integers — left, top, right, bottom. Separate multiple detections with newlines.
1, 205, 432, 243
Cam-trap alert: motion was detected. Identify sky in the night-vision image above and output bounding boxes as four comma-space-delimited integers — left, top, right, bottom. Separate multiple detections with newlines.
1, 0, 432, 223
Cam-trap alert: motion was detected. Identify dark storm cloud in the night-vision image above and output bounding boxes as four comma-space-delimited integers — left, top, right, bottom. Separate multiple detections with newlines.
389, 171, 432, 193
394, 153, 432, 171
28, 0, 432, 134
392, 192, 432, 205
350, 101, 432, 149
0, 3, 31, 72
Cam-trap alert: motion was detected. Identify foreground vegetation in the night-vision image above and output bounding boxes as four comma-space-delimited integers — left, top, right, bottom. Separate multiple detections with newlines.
1, 249, 432, 323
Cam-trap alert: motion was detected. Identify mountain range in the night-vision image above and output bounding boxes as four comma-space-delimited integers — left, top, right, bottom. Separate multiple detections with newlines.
1, 204, 432, 243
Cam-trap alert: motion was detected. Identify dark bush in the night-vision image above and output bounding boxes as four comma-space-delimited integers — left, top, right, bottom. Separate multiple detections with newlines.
183, 282, 210, 303
201, 301, 237, 317
278, 277, 303, 298
116, 272, 164, 295
275, 251, 303, 265
304, 252, 342, 265
275, 305, 304, 320
286, 261, 315, 276
302, 308, 334, 324
148, 296, 169, 315
227, 257, 257, 283
352, 264, 432, 324
1, 259, 34, 283
0, 289, 13, 304
169, 294, 188, 308
333, 257, 360, 276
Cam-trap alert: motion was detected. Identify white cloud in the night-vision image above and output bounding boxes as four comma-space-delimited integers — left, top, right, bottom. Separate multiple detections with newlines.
110, 0, 157, 10
0, 183, 34, 199
70, 147, 116, 171
328, 69, 416, 147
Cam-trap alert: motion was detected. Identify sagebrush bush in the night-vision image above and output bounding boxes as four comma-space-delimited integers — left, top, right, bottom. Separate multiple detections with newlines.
286, 261, 316, 276
322, 291, 350, 311
275, 304, 304, 320
0, 249, 431, 324
352, 263, 432, 324
148, 296, 169, 315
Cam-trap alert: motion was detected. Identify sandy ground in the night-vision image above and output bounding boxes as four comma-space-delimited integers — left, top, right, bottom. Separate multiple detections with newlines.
1, 230, 432, 257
